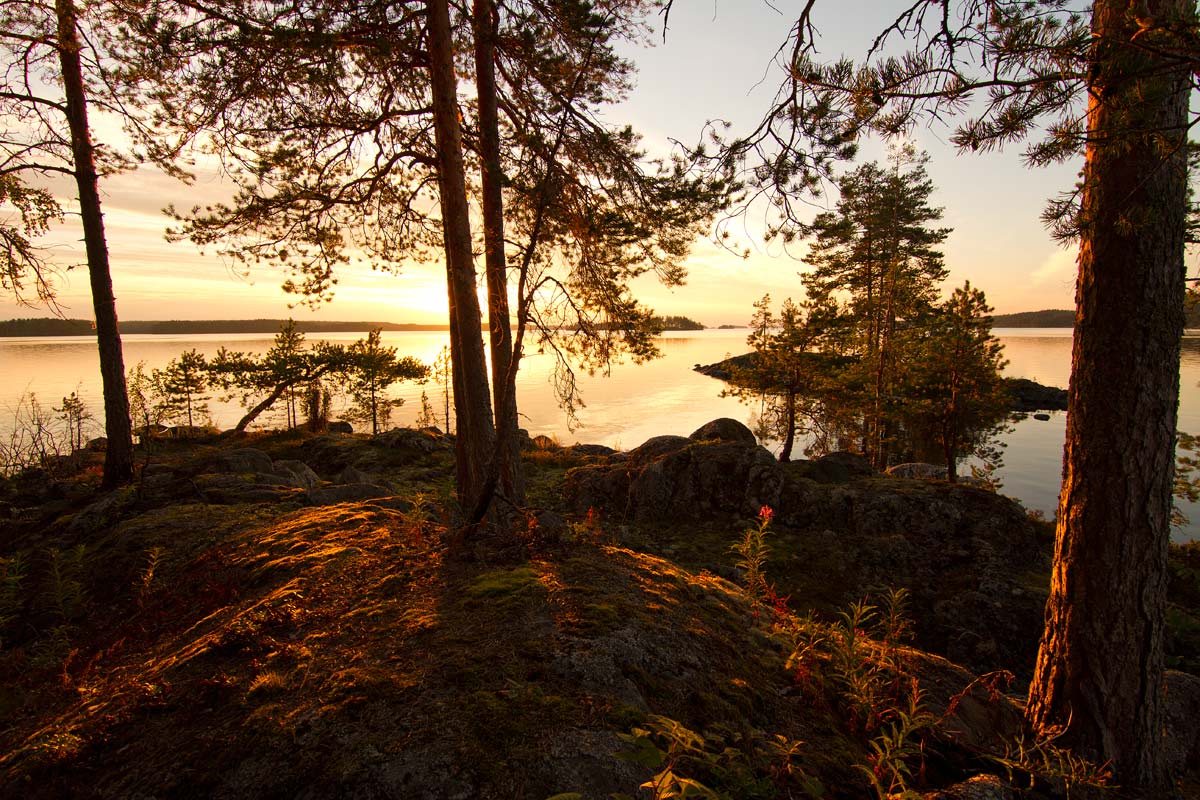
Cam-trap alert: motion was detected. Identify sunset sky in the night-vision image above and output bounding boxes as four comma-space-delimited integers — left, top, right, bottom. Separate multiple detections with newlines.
1, 2, 1120, 327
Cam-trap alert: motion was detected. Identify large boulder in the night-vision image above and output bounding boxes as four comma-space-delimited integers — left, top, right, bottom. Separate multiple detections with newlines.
628, 435, 692, 463
791, 450, 876, 484
888, 462, 948, 481
193, 473, 305, 505
327, 420, 353, 434
375, 428, 452, 458
271, 459, 321, 490
689, 418, 757, 446
564, 439, 788, 523
213, 448, 274, 475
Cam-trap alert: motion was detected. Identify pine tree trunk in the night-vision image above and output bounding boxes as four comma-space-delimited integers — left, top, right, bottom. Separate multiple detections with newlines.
427, 0, 498, 514
55, 0, 133, 488
473, 0, 526, 510
1025, 1, 1190, 792
779, 389, 796, 462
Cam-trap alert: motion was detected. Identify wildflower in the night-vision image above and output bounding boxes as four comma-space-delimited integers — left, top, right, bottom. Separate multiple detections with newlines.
758, 505, 774, 523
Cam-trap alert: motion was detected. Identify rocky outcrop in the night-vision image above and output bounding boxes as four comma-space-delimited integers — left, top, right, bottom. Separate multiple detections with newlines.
689, 417, 757, 445
562, 424, 1047, 677
1003, 378, 1067, 412
564, 438, 787, 523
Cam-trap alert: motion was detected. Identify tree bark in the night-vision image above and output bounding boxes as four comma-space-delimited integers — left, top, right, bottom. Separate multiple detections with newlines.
1025, 0, 1190, 792
56, 0, 133, 489
472, 0, 526, 510
427, 0, 497, 514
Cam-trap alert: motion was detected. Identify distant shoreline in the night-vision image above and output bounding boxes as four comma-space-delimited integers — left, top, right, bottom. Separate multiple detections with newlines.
0, 318, 452, 337
0, 315, 709, 337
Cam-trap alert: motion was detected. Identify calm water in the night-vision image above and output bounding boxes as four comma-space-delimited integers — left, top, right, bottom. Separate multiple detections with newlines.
2, 328, 1198, 542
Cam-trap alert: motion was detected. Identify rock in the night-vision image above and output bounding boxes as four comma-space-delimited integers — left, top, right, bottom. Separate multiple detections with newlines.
214, 448, 274, 475
792, 451, 876, 484
134, 423, 169, 439
306, 482, 394, 505
271, 459, 321, 490
375, 428, 451, 457
922, 775, 1015, 800
888, 462, 948, 481
194, 473, 304, 505
86, 437, 108, 452
565, 439, 786, 523
566, 436, 1047, 676
336, 465, 378, 485
570, 443, 616, 457
327, 420, 353, 434
529, 434, 560, 451
534, 510, 569, 539
689, 417, 757, 446
1032, 413, 1051, 421
65, 487, 137, 535
1004, 377, 1068, 412
1164, 669, 1200, 776
629, 435, 692, 463
692, 351, 759, 381
167, 424, 219, 440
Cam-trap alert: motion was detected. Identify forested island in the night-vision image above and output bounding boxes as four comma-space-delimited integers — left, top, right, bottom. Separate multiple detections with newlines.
993, 307, 1200, 328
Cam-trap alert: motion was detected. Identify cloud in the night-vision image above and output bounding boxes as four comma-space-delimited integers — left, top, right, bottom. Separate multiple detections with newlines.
1031, 246, 1077, 286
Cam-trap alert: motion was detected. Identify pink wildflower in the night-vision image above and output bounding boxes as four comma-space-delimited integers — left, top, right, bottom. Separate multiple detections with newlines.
758, 505, 774, 523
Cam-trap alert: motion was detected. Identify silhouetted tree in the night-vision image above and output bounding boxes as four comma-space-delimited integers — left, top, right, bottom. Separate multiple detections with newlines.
903, 283, 1008, 482
0, 0, 143, 486
344, 329, 428, 434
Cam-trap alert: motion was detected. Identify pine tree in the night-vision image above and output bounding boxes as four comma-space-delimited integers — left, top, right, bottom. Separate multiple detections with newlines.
903, 283, 1009, 483
153, 350, 210, 431
800, 145, 950, 466
344, 329, 428, 435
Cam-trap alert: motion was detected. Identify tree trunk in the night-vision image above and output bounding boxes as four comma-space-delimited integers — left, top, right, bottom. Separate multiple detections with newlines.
427, 0, 497, 514
779, 388, 796, 462
55, 0, 133, 488
1025, 1, 1190, 792
472, 0, 526, 510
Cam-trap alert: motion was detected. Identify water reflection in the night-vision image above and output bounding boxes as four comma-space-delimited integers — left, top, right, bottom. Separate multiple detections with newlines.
1, 328, 1197, 542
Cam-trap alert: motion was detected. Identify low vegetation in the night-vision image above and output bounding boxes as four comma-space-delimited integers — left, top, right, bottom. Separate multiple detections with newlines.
0, 424, 1195, 798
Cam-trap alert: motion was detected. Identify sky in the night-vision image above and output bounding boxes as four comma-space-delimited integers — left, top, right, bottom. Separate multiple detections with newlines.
0, 2, 1125, 327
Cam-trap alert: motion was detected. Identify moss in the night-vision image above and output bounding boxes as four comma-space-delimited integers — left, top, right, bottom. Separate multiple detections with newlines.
465, 566, 540, 601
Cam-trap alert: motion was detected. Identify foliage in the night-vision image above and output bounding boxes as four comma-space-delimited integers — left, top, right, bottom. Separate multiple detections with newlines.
207, 321, 350, 432
800, 145, 950, 467
54, 391, 93, 452
0, 175, 62, 307
730, 506, 774, 604
0, 391, 65, 476
902, 283, 1010, 482
990, 732, 1113, 796
342, 329, 428, 435
126, 360, 169, 446
152, 349, 211, 430
0, 553, 27, 648
613, 714, 818, 800
725, 295, 851, 461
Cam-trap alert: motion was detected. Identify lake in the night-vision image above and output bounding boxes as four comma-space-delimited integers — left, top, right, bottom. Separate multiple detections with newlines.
2, 327, 1198, 542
